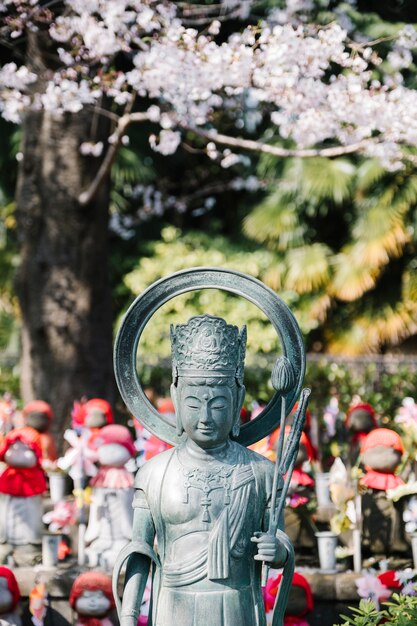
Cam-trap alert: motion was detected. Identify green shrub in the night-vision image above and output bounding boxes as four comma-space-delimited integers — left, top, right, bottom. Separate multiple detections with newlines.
335, 594, 417, 626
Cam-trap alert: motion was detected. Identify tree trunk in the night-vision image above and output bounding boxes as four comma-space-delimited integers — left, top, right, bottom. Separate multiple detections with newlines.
14, 107, 114, 448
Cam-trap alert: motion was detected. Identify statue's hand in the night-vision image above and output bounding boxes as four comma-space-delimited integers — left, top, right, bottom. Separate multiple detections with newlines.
120, 616, 139, 626
251, 531, 288, 566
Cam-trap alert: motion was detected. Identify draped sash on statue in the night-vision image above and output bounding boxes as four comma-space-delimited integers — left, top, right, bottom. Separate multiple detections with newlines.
162, 458, 254, 586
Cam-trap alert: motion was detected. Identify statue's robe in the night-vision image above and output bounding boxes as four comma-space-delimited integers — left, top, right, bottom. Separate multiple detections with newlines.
85, 467, 134, 568
0, 495, 43, 545
133, 441, 281, 626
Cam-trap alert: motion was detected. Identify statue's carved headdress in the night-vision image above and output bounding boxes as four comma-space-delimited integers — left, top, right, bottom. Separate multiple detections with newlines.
170, 315, 247, 384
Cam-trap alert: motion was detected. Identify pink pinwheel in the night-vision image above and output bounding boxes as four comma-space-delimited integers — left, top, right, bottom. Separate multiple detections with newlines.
57, 429, 98, 480
355, 572, 390, 607
43, 500, 77, 533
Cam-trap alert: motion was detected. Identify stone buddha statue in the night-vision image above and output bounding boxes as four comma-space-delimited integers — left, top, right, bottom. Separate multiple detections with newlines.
115, 315, 294, 626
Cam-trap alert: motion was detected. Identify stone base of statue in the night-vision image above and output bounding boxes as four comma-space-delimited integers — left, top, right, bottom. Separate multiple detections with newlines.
0, 542, 42, 566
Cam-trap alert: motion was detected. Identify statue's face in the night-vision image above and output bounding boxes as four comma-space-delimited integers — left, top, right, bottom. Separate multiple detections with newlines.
98, 443, 131, 467
178, 382, 235, 449
363, 445, 402, 473
0, 578, 12, 613
4, 440, 37, 468
26, 412, 50, 433
85, 409, 107, 429
75, 590, 111, 617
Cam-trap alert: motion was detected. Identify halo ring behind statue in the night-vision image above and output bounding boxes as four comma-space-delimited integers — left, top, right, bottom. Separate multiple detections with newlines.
114, 267, 305, 447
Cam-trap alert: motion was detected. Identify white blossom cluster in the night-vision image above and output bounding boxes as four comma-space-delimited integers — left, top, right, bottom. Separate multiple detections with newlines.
49, 0, 171, 63
1, 0, 417, 166
0, 62, 36, 122
128, 22, 253, 125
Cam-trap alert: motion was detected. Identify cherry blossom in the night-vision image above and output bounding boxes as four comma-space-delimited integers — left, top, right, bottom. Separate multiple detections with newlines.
1, 0, 417, 187
80, 141, 104, 156
149, 129, 181, 155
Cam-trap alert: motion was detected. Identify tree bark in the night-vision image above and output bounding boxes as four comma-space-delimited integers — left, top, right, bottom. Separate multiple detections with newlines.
14, 107, 114, 448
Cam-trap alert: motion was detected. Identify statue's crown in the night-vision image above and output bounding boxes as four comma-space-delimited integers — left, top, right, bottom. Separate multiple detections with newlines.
170, 315, 247, 382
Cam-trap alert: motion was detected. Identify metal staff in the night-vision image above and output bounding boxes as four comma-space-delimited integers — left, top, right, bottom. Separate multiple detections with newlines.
261, 356, 295, 586
262, 384, 311, 587
268, 388, 311, 626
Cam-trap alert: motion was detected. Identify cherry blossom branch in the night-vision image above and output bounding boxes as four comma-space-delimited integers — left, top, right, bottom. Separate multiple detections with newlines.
78, 111, 148, 206
182, 125, 380, 159
79, 110, 386, 207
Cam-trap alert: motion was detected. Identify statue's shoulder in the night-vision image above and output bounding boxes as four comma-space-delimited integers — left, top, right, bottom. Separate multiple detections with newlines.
134, 447, 176, 492
235, 442, 275, 479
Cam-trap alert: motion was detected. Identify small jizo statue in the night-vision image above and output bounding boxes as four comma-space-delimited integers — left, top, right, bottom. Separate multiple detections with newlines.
114, 315, 300, 626
360, 428, 409, 554
85, 424, 135, 569
0, 427, 47, 565
0, 567, 21, 626
70, 572, 115, 626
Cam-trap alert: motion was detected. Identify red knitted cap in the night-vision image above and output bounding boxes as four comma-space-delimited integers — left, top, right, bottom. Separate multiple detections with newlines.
69, 572, 115, 609
23, 401, 54, 421
346, 403, 377, 427
0, 567, 20, 610
0, 426, 43, 461
361, 428, 404, 454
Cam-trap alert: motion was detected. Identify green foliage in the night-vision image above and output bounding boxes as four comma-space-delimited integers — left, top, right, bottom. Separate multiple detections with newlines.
138, 354, 417, 417
306, 357, 417, 420
335, 594, 417, 626
0, 363, 20, 397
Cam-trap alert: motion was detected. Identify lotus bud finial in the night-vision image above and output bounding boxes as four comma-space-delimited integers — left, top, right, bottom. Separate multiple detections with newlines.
271, 356, 296, 395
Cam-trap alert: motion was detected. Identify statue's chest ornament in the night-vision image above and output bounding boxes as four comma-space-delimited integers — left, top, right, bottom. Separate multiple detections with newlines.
181, 464, 233, 523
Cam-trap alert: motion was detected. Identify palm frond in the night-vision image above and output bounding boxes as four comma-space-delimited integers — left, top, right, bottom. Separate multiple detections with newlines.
374, 305, 417, 346
263, 260, 287, 291
330, 251, 380, 301
112, 146, 154, 187
285, 243, 332, 293
349, 223, 409, 268
243, 192, 305, 250
292, 292, 332, 333
308, 293, 332, 323
285, 157, 355, 204
327, 301, 417, 355
402, 265, 417, 303
351, 181, 412, 269
326, 318, 374, 356
355, 159, 386, 192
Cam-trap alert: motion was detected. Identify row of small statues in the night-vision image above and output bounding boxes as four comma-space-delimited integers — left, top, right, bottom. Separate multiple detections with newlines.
0, 392, 414, 568
0, 397, 136, 568
0, 566, 317, 626
0, 569, 118, 626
